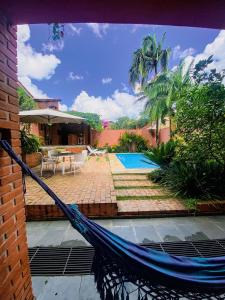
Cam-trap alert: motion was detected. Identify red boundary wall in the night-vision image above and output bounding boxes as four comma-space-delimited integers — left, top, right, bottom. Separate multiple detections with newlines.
92, 127, 170, 148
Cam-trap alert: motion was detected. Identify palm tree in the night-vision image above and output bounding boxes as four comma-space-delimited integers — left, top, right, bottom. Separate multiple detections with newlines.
129, 33, 171, 145
140, 60, 193, 138
139, 73, 172, 138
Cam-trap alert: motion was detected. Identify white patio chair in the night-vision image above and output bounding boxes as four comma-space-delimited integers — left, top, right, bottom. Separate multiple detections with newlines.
71, 151, 87, 174
39, 151, 58, 176
87, 145, 107, 156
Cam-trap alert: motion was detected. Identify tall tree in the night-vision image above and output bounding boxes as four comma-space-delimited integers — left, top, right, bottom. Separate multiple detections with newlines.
129, 33, 171, 145
140, 60, 192, 137
18, 87, 37, 111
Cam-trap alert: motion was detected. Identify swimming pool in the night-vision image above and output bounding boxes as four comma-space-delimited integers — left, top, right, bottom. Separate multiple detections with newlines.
116, 153, 158, 169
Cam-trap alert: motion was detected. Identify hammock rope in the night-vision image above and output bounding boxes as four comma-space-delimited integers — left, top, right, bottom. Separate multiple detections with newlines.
1, 139, 225, 291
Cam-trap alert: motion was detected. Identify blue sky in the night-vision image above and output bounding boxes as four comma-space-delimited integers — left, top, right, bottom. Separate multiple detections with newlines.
17, 23, 223, 120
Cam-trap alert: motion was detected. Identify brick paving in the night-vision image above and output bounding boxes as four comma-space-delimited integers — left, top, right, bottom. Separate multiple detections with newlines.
116, 188, 169, 197
25, 156, 187, 219
114, 180, 159, 187
113, 173, 186, 216
118, 199, 186, 216
25, 156, 117, 218
113, 174, 148, 180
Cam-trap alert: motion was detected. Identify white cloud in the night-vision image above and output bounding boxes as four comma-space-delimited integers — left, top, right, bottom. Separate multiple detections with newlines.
71, 90, 145, 121
102, 77, 112, 84
17, 24, 61, 98
42, 40, 64, 52
59, 103, 68, 111
183, 30, 225, 83
194, 30, 225, 73
68, 24, 82, 35
19, 77, 48, 98
173, 45, 196, 60
68, 72, 84, 80
86, 23, 109, 38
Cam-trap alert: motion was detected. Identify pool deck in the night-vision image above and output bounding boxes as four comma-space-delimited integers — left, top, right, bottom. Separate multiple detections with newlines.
24, 155, 189, 219
108, 153, 156, 174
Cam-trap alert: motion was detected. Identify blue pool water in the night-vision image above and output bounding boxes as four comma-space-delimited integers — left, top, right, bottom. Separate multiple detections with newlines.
116, 153, 158, 169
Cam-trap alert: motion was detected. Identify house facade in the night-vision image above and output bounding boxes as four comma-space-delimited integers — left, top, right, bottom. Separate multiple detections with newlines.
19, 87, 91, 146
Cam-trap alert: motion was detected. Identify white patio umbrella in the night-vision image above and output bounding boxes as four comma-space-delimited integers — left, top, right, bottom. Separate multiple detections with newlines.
19, 108, 86, 145
19, 108, 85, 124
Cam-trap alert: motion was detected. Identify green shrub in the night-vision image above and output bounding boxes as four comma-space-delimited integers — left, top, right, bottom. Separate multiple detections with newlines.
118, 132, 148, 152
144, 140, 176, 167
161, 160, 225, 200
102, 144, 122, 153
20, 129, 41, 154
148, 169, 166, 183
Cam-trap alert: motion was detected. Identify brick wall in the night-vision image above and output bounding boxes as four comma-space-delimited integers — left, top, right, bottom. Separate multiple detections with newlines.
92, 126, 171, 148
92, 127, 157, 147
36, 99, 60, 110
159, 127, 170, 144
0, 14, 33, 300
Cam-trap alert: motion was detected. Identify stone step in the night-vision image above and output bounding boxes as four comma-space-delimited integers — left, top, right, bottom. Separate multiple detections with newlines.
117, 199, 187, 216
116, 188, 170, 199
113, 174, 148, 181
114, 180, 158, 188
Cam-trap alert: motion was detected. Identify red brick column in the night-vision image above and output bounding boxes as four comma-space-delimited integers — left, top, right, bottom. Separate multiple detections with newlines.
0, 14, 34, 300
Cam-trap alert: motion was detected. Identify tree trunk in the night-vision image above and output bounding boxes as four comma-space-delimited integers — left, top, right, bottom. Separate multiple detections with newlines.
154, 64, 157, 77
169, 117, 172, 139
156, 119, 159, 147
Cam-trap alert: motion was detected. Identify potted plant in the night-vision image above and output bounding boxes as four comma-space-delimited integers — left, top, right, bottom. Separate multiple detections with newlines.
20, 128, 42, 167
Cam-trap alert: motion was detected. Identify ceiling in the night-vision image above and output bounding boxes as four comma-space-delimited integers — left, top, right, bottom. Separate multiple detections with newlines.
1, 0, 225, 29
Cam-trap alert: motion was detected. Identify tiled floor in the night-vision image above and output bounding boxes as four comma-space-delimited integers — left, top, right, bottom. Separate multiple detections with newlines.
32, 275, 100, 300
29, 216, 225, 299
27, 215, 225, 247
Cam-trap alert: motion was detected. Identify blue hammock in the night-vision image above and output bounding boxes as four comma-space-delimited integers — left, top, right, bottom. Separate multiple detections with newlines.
1, 140, 225, 291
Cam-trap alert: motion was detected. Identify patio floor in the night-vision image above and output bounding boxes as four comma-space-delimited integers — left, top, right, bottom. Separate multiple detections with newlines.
25, 156, 117, 219
28, 215, 225, 299
24, 155, 187, 219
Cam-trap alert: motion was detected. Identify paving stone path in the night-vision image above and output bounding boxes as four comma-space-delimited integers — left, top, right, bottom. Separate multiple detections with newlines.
112, 173, 186, 216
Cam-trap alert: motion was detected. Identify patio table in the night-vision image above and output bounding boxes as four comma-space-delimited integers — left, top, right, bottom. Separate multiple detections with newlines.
52, 152, 80, 175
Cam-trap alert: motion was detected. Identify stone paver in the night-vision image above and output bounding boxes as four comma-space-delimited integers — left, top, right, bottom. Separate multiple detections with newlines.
117, 199, 186, 216
27, 215, 225, 247
30, 216, 225, 299
113, 174, 148, 180
112, 173, 184, 215
114, 180, 159, 187
116, 188, 169, 197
